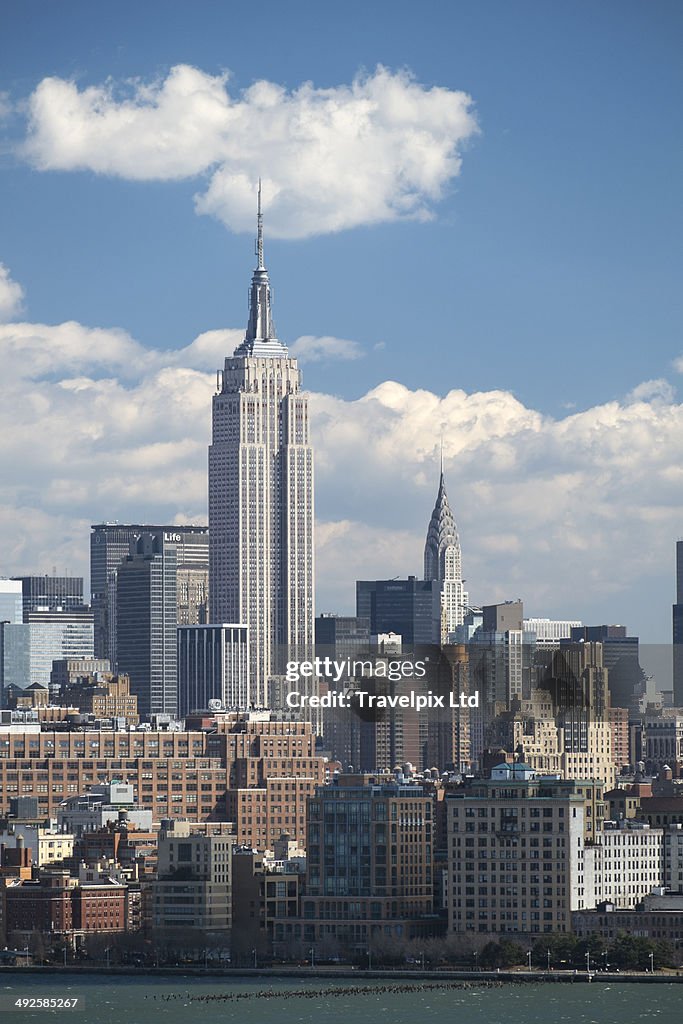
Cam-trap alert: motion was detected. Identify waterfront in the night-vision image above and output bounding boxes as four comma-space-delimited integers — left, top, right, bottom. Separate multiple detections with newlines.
1, 975, 681, 1024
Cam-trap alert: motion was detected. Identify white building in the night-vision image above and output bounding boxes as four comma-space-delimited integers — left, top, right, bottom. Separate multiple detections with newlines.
209, 186, 314, 703
524, 618, 582, 644
596, 819, 664, 908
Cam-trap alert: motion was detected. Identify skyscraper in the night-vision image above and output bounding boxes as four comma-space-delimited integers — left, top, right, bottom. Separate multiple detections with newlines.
355, 577, 435, 645
423, 462, 468, 642
14, 575, 84, 617
209, 185, 314, 702
115, 534, 177, 719
674, 541, 683, 706
90, 524, 208, 663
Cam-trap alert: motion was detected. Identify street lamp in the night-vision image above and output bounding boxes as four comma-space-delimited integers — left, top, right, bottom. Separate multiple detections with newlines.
473, 950, 478, 971
527, 950, 532, 971
368, 947, 372, 971
251, 948, 257, 969
649, 951, 654, 973
420, 950, 425, 971
309, 947, 315, 969
547, 949, 551, 971
585, 950, 591, 974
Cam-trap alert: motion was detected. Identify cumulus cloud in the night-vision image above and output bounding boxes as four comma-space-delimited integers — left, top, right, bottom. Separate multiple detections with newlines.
0, 315, 681, 638
290, 335, 364, 363
627, 378, 676, 405
21, 64, 478, 239
0, 263, 25, 320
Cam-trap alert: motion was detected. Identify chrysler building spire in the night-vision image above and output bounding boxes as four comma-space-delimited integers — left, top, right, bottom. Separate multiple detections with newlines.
234, 180, 288, 357
424, 457, 468, 641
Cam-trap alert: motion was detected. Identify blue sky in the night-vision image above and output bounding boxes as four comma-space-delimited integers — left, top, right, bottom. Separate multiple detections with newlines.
1, 1, 682, 646
3, 0, 681, 408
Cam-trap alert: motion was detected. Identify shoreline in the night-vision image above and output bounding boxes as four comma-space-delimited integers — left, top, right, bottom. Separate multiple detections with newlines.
1, 966, 680, 983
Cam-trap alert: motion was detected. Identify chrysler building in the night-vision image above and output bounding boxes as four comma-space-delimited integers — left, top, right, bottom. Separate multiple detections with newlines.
424, 455, 467, 642
209, 185, 314, 702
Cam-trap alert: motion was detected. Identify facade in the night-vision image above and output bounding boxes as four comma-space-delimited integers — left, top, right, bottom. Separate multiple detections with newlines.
523, 618, 582, 644
674, 541, 683, 706
573, 891, 683, 950
608, 705, 630, 771
293, 775, 436, 953
57, 782, 153, 837
14, 576, 84, 617
0, 621, 30, 699
90, 523, 208, 663
26, 609, 94, 687
569, 625, 640, 708
446, 765, 605, 936
53, 670, 139, 725
152, 820, 234, 935
4, 872, 130, 947
177, 623, 250, 716
228, 774, 325, 849
231, 846, 303, 958
116, 533, 177, 718
356, 577, 436, 646
644, 709, 683, 767
315, 614, 371, 651
423, 466, 468, 642
0, 579, 22, 624
0, 713, 326, 825
0, 824, 75, 866
599, 819, 664, 908
50, 658, 111, 688
209, 189, 314, 703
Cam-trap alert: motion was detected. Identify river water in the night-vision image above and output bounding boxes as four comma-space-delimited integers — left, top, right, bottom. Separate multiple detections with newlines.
1, 974, 679, 1024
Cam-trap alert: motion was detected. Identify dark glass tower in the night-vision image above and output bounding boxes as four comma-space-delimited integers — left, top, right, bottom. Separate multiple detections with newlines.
115, 534, 178, 719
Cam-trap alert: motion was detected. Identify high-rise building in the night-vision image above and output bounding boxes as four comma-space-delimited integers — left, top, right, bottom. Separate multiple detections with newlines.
355, 577, 435, 646
90, 524, 208, 662
26, 609, 94, 687
674, 542, 683, 706
209, 186, 314, 702
177, 623, 250, 716
14, 575, 84, 618
424, 463, 468, 642
0, 621, 30, 700
569, 624, 640, 708
115, 534, 177, 719
315, 613, 370, 651
0, 578, 22, 624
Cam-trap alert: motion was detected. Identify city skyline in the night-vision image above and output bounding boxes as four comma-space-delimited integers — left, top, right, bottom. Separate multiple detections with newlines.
1, 3, 682, 641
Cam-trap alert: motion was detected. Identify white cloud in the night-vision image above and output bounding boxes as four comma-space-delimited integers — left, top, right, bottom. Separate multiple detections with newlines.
290, 335, 364, 363
0, 263, 25, 321
0, 315, 680, 639
627, 378, 675, 404
21, 65, 478, 239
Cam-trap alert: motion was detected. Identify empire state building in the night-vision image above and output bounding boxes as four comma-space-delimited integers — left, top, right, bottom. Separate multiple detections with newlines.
208, 186, 314, 703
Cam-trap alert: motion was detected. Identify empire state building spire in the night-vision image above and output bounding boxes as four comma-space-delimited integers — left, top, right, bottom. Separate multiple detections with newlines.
234, 180, 288, 357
